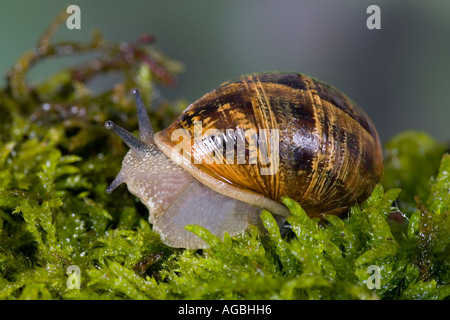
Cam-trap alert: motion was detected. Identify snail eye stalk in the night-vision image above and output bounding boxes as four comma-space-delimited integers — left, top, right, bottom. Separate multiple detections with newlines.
104, 120, 148, 153
132, 88, 154, 140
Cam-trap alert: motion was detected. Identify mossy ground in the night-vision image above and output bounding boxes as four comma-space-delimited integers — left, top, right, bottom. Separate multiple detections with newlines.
0, 13, 449, 300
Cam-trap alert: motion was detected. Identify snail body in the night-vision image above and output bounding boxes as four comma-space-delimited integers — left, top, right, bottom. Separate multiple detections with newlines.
105, 73, 383, 249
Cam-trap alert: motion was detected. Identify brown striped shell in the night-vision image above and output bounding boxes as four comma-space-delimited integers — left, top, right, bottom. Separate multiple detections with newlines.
154, 72, 383, 218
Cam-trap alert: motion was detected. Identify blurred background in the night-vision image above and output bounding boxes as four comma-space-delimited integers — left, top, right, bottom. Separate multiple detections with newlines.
0, 0, 449, 144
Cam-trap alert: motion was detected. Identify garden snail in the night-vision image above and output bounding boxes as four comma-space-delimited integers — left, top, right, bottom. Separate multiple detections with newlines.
105, 72, 383, 249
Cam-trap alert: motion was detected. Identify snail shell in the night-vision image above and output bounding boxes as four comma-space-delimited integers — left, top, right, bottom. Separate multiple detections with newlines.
105, 73, 383, 249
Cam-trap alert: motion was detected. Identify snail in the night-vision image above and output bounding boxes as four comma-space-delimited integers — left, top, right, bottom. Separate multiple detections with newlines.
105, 72, 383, 249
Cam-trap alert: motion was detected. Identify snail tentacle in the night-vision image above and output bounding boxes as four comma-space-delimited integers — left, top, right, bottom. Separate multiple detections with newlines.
104, 120, 148, 153
106, 173, 125, 194
132, 88, 155, 141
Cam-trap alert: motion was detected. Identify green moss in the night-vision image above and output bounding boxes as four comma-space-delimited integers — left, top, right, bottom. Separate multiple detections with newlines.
0, 13, 449, 300
383, 131, 447, 214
